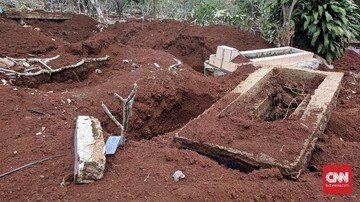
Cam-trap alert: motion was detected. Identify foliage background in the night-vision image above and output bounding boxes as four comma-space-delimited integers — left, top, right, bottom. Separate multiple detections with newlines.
0, 0, 359, 63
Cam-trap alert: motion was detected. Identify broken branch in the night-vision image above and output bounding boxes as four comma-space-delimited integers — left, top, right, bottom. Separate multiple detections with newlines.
101, 102, 124, 131
168, 58, 182, 71
0, 55, 110, 77
6, 55, 60, 64
102, 82, 138, 147
283, 98, 298, 120
0, 155, 65, 178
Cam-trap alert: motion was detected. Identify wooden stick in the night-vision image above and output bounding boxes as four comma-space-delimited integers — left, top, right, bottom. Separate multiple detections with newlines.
114, 83, 138, 146
6, 55, 60, 63
39, 60, 53, 71
101, 102, 124, 131
27, 109, 48, 115
102, 82, 138, 147
168, 58, 182, 70
1, 56, 109, 77
72, 71, 81, 83
0, 155, 64, 178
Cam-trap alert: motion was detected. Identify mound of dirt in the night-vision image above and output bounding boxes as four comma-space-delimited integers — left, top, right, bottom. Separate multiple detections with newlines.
74, 19, 273, 72
0, 19, 57, 57
24, 14, 98, 43
333, 49, 360, 71
323, 50, 360, 142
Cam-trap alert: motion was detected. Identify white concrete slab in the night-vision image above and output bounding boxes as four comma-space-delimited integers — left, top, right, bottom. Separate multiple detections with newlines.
74, 116, 106, 183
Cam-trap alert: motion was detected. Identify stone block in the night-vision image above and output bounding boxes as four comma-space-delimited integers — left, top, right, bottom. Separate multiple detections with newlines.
209, 54, 238, 72
74, 116, 106, 183
215, 45, 239, 62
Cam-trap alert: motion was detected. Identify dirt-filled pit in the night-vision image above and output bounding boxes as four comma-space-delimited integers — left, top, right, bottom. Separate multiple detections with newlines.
176, 67, 328, 173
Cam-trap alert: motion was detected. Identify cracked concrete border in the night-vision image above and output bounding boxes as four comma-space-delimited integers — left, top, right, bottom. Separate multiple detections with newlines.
175, 66, 343, 179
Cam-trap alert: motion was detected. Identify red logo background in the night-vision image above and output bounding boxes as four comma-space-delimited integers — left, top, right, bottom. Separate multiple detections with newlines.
323, 165, 352, 194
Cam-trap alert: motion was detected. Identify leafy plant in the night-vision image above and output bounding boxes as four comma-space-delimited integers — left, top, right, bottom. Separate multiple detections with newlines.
236, 0, 265, 33
188, 0, 241, 26
294, 0, 360, 64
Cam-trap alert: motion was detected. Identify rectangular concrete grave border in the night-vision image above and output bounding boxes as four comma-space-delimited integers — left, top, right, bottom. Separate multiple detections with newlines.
240, 47, 315, 67
175, 66, 344, 179
205, 46, 318, 76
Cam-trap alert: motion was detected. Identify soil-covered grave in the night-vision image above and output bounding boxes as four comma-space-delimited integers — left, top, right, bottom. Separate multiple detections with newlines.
0, 13, 360, 201
175, 66, 343, 179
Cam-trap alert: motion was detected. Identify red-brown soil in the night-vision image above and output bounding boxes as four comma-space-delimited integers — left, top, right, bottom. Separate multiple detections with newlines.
0, 13, 359, 201
24, 14, 99, 43
178, 71, 325, 162
232, 54, 251, 63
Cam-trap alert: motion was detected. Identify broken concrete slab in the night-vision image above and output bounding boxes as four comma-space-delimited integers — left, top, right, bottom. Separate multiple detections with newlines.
215, 45, 239, 62
209, 54, 239, 72
205, 55, 251, 76
74, 116, 106, 184
175, 66, 343, 179
203, 60, 227, 76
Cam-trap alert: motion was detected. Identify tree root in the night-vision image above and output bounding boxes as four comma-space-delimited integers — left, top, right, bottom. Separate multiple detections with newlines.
0, 55, 110, 77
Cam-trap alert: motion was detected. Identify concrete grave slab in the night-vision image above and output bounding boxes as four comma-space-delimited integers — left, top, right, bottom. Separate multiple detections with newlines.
205, 46, 318, 76
215, 45, 240, 62
74, 116, 106, 183
240, 47, 315, 67
175, 66, 343, 178
209, 54, 239, 72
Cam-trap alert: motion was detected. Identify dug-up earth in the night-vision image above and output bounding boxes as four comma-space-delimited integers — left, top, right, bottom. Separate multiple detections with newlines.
0, 13, 360, 201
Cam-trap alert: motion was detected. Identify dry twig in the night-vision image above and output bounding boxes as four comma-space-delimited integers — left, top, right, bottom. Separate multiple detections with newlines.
102, 82, 138, 147
168, 58, 182, 71
283, 98, 298, 120
0, 155, 65, 178
0, 55, 110, 77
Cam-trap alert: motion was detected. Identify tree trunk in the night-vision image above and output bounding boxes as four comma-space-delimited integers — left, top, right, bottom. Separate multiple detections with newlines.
153, 0, 157, 18
89, 0, 107, 23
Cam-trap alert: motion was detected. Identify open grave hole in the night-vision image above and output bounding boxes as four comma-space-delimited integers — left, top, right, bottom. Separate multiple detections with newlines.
175, 66, 344, 179
10, 62, 110, 89
102, 90, 216, 141
250, 69, 325, 122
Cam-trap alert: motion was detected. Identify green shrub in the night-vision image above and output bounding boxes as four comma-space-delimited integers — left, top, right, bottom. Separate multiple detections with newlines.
294, 0, 360, 63
189, 0, 241, 26
236, 0, 272, 35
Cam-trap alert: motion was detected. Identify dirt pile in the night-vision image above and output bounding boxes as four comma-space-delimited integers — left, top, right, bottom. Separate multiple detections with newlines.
70, 19, 272, 72
1, 15, 267, 141
24, 14, 98, 43
321, 50, 360, 142
0, 19, 57, 57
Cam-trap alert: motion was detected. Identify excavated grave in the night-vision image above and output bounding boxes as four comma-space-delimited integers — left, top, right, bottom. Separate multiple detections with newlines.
175, 66, 343, 179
